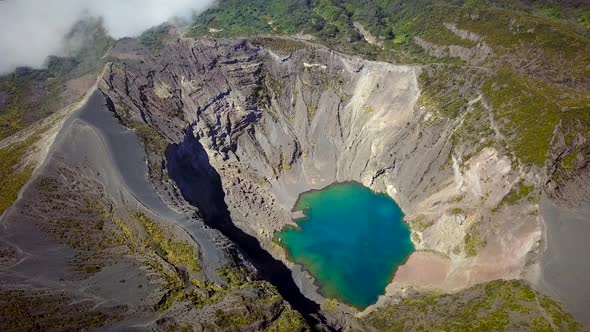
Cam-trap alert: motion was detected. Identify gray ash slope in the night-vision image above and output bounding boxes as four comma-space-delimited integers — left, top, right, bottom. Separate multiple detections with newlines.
0, 86, 311, 331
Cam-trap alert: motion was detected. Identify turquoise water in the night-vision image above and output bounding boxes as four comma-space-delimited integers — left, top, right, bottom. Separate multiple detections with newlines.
276, 182, 415, 308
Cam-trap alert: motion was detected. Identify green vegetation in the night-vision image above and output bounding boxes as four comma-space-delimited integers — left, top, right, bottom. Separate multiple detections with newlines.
541, 6, 561, 19
580, 11, 590, 29
139, 24, 171, 52
147, 259, 308, 330
482, 69, 561, 166
127, 120, 168, 179
272, 151, 293, 175
256, 70, 284, 119
188, 265, 266, 309
211, 285, 307, 331
159, 290, 185, 312
463, 0, 487, 10
267, 308, 309, 332
191, 0, 588, 65
458, 10, 590, 81
440, 90, 499, 168
419, 22, 477, 48
0, 107, 26, 140
417, 66, 485, 122
134, 218, 307, 329
321, 298, 339, 311
73, 208, 208, 315
129, 121, 168, 156
189, 0, 314, 37
166, 324, 193, 332
112, 217, 139, 251
144, 259, 186, 311
561, 148, 580, 169
0, 289, 119, 331
0, 137, 37, 215
496, 180, 535, 209
29, 181, 124, 275
363, 105, 374, 113
0, 71, 59, 140
133, 212, 200, 273
409, 214, 434, 233
252, 36, 307, 54
540, 294, 581, 331
364, 279, 581, 332
450, 207, 464, 215
189, 0, 407, 62
464, 224, 482, 257
214, 308, 260, 328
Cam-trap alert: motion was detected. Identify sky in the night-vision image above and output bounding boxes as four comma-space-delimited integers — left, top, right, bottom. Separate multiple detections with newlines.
0, 0, 215, 74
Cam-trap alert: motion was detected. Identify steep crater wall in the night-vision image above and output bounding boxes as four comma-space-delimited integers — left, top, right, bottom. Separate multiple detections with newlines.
99, 37, 542, 311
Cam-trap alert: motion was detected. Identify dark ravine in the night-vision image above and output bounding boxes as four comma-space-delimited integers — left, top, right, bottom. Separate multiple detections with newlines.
165, 130, 330, 329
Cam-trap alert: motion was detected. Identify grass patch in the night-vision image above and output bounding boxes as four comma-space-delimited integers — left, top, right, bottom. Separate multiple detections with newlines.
417, 65, 485, 122
419, 23, 478, 48
456, 7, 590, 83
251, 36, 307, 54
127, 121, 168, 179
482, 69, 563, 166
450, 207, 464, 215
363, 105, 374, 113
189, 0, 314, 37
0, 108, 26, 140
539, 295, 581, 331
189, 264, 308, 330
321, 298, 339, 311
464, 224, 481, 257
496, 180, 534, 209
579, 11, 590, 29
267, 308, 309, 332
0, 136, 37, 215
278, 151, 291, 171
409, 214, 434, 232
133, 212, 200, 273
0, 70, 57, 140
139, 24, 171, 53
364, 279, 580, 332
128, 121, 168, 155
0, 289, 119, 331
561, 147, 580, 169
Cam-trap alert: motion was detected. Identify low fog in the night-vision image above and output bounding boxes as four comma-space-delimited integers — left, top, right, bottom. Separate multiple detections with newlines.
0, 0, 215, 74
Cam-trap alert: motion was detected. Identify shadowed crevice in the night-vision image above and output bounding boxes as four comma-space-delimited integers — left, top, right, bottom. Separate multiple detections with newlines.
165, 130, 330, 330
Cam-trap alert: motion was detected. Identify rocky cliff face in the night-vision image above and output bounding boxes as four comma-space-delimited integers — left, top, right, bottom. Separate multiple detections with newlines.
99, 36, 543, 315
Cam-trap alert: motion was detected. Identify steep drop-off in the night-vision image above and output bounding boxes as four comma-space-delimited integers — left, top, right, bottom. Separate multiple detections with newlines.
99, 36, 542, 313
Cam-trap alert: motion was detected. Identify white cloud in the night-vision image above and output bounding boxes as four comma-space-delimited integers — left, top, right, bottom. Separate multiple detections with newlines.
0, 0, 214, 74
